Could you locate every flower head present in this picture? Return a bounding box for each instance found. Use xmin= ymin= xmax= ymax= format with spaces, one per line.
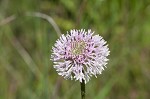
xmin=51 ymin=29 xmax=110 ymax=84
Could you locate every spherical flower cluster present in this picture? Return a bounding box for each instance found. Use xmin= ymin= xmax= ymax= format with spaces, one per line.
xmin=51 ymin=29 xmax=110 ymax=84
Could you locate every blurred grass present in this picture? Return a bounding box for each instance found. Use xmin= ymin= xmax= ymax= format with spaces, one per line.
xmin=0 ymin=0 xmax=150 ymax=99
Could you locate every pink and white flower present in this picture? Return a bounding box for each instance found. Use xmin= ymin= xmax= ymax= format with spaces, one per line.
xmin=51 ymin=29 xmax=110 ymax=84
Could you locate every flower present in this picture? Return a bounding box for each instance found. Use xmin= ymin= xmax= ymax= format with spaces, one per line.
xmin=51 ymin=29 xmax=110 ymax=84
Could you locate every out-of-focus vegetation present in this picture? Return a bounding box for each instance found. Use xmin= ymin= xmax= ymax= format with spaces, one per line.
xmin=0 ymin=0 xmax=150 ymax=99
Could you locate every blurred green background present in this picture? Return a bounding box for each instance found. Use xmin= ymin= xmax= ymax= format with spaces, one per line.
xmin=0 ymin=0 xmax=150 ymax=99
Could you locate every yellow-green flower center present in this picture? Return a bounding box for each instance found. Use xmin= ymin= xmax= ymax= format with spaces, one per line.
xmin=71 ymin=41 xmax=86 ymax=55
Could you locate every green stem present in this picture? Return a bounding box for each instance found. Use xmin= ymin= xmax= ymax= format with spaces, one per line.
xmin=80 ymin=79 xmax=85 ymax=99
